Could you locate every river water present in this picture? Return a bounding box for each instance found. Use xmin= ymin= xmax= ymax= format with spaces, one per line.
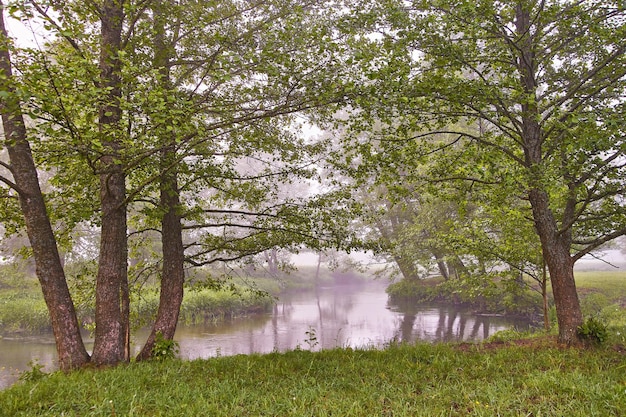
xmin=0 ymin=281 xmax=531 ymax=390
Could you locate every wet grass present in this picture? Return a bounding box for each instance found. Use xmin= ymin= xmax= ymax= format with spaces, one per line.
xmin=0 ymin=281 xmax=274 ymax=335
xmin=1 ymin=340 xmax=625 ymax=416
xmin=575 ymin=271 xmax=626 ymax=302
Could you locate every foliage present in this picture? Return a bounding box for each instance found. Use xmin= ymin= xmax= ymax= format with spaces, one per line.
xmin=17 ymin=361 xmax=47 ymax=384
xmin=338 ymin=0 xmax=626 ymax=343
xmin=386 ymin=277 xmax=445 ymax=303
xmin=2 ymin=342 xmax=625 ymax=416
xmin=0 ymin=296 xmax=50 ymax=334
xmin=577 ymin=317 xmax=609 ymax=346
xmin=387 ymin=275 xmax=542 ymax=317
xmin=151 ymin=332 xmax=180 ymax=361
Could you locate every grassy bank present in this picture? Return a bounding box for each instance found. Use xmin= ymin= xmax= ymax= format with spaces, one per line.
xmin=1 ymin=339 xmax=625 ymax=416
xmin=0 ymin=285 xmax=273 ymax=335
xmin=0 ymin=264 xmax=275 ymax=335
xmin=0 ymin=263 xmax=370 ymax=335
xmin=387 ymin=271 xmax=626 ymax=324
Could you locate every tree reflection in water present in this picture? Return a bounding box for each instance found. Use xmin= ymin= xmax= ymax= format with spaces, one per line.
xmin=0 ymin=282 xmax=531 ymax=390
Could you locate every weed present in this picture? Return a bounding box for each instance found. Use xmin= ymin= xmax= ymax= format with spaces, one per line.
xmin=577 ymin=317 xmax=609 ymax=346
xmin=151 ymin=332 xmax=180 ymax=361
xmin=17 ymin=360 xmax=47 ymax=383
xmin=304 ymin=326 xmax=319 ymax=350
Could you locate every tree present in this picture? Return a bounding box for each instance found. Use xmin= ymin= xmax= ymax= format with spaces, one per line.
xmin=90 ymin=0 xmax=129 ymax=366
xmin=345 ymin=0 xmax=626 ymax=343
xmin=4 ymin=0 xmax=372 ymax=365
xmin=0 ymin=0 xmax=89 ymax=370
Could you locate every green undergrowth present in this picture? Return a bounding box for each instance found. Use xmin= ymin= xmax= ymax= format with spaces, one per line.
xmin=388 ymin=271 xmax=626 ymax=325
xmin=1 ymin=341 xmax=625 ymax=416
xmin=575 ymin=271 xmax=626 ymax=346
xmin=386 ymin=276 xmax=542 ymax=318
xmin=0 ymin=278 xmax=274 ymax=335
xmin=0 ymin=265 xmax=50 ymax=334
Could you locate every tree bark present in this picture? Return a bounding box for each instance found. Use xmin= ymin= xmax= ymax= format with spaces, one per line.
xmin=516 ymin=5 xmax=582 ymax=344
xmin=91 ymin=0 xmax=128 ymax=366
xmin=137 ymin=0 xmax=185 ymax=360
xmin=0 ymin=2 xmax=89 ymax=370
xmin=529 ymin=189 xmax=582 ymax=343
xmin=136 ymin=164 xmax=184 ymax=360
xmin=430 ymin=248 xmax=449 ymax=280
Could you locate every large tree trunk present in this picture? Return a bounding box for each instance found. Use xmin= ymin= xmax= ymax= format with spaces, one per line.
xmin=529 ymin=189 xmax=582 ymax=344
xmin=136 ymin=166 xmax=184 ymax=360
xmin=137 ymin=1 xmax=185 ymax=360
xmin=515 ymin=5 xmax=582 ymax=344
xmin=91 ymin=0 xmax=128 ymax=366
xmin=0 ymin=3 xmax=89 ymax=370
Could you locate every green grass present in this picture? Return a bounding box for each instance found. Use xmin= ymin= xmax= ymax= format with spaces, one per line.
xmin=1 ymin=341 xmax=625 ymax=416
xmin=575 ymin=271 xmax=626 ymax=300
xmin=0 ymin=279 xmax=274 ymax=335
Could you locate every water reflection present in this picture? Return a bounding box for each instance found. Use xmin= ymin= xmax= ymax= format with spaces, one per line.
xmin=0 ymin=335 xmax=59 ymax=390
xmin=174 ymin=282 xmax=529 ymax=360
xmin=392 ymin=304 xmax=507 ymax=343
xmin=0 ymin=282 xmax=531 ymax=390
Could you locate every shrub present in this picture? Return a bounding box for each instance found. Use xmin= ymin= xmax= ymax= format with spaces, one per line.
xmin=577 ymin=317 xmax=609 ymax=346
xmin=151 ymin=332 xmax=180 ymax=361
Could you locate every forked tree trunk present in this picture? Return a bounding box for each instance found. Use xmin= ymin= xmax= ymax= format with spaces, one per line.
xmin=0 ymin=3 xmax=89 ymax=370
xmin=91 ymin=0 xmax=128 ymax=366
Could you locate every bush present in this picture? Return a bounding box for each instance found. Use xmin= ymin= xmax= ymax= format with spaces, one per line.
xmin=151 ymin=332 xmax=179 ymax=361
xmin=577 ymin=317 xmax=609 ymax=346
xmin=386 ymin=277 xmax=444 ymax=303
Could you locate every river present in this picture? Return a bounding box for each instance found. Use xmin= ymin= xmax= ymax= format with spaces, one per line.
xmin=0 ymin=281 xmax=531 ymax=390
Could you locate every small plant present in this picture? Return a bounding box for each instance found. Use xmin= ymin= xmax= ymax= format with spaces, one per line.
xmin=18 ymin=360 xmax=47 ymax=383
xmin=577 ymin=316 xmax=608 ymax=346
xmin=304 ymin=326 xmax=319 ymax=350
xmin=151 ymin=332 xmax=180 ymax=360
xmin=486 ymin=328 xmax=524 ymax=343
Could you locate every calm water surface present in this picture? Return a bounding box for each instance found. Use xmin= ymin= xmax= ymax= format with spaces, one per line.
xmin=0 ymin=281 xmax=530 ymax=390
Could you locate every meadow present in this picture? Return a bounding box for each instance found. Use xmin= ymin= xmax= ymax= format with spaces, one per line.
xmin=1 ymin=266 xmax=626 ymax=416
xmin=1 ymin=338 xmax=625 ymax=416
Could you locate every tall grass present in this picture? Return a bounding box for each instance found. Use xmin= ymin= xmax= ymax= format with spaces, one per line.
xmin=0 ymin=282 xmax=274 ymax=335
xmin=574 ymin=271 xmax=626 ymax=345
xmin=1 ymin=341 xmax=624 ymax=416
xmin=0 ymin=291 xmax=50 ymax=333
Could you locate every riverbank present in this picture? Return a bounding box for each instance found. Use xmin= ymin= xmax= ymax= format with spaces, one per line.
xmin=387 ymin=271 xmax=626 ymax=329
xmin=0 ymin=264 xmax=369 ymax=336
xmin=0 ymin=283 xmax=274 ymax=335
xmin=1 ymin=338 xmax=624 ymax=416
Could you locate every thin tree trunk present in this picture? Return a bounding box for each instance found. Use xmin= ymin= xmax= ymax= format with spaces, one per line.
xmin=137 ymin=0 xmax=185 ymax=360
xmin=0 ymin=2 xmax=89 ymax=370
xmin=136 ymin=165 xmax=184 ymax=359
xmin=92 ymin=0 xmax=128 ymax=366
xmin=542 ymin=260 xmax=550 ymax=331
xmin=430 ymin=248 xmax=449 ymax=280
